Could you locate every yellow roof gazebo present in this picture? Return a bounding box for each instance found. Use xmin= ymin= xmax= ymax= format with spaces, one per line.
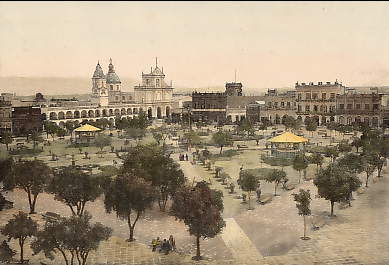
xmin=74 ymin=124 xmax=102 ymax=143
xmin=74 ymin=124 xmax=102 ymax=133
xmin=269 ymin=132 xmax=308 ymax=144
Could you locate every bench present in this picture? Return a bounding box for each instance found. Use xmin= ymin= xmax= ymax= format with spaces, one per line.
xmin=258 ymin=194 xmax=273 ymax=205
xmin=311 ymin=215 xmax=326 ymax=230
xmin=283 ymin=183 xmax=296 ymax=191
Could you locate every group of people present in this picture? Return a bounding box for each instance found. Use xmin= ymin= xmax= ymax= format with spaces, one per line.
xmin=179 ymin=153 xmax=189 ymax=161
xmin=151 ymin=235 xmax=176 ymax=255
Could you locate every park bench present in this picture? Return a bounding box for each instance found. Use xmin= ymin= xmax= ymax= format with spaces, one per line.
xmin=311 ymin=215 xmax=326 ymax=231
xmin=258 ymin=194 xmax=273 ymax=205
xmin=42 ymin=212 xmax=61 ymax=222
xmin=237 ymin=144 xmax=248 ymax=150
xmin=283 ymin=183 xmax=296 ymax=191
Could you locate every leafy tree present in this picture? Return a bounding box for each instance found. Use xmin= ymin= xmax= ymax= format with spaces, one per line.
xmin=0 ymin=131 xmax=13 ymax=151
xmin=3 ymin=160 xmax=51 ymax=214
xmin=183 ymin=131 xmax=201 ymax=150
xmin=293 ymin=155 xmax=308 ymax=183
xmin=309 ymin=152 xmax=324 ymax=173
xmin=292 ymin=189 xmax=311 ymax=240
xmin=325 ymin=146 xmax=339 ymax=162
xmin=361 ymin=152 xmax=378 ymax=187
xmin=125 ymin=127 xmax=145 ymax=143
xmin=94 ymin=134 xmax=112 ymax=157
xmin=337 ymin=153 xmax=363 ymax=175
xmin=32 ymin=212 xmax=112 ymax=265
xmin=265 ymin=169 xmax=286 ymax=196
xmin=351 ymin=137 xmax=363 ymax=153
xmin=282 ymin=115 xmax=296 ymax=131
xmin=104 ymin=174 xmax=156 ymax=241
xmin=121 ymin=144 xmax=186 ymax=211
xmin=253 ymin=134 xmax=263 ymax=145
xmin=44 ymin=121 xmax=59 ymax=140
xmin=56 ymin=127 xmax=67 ymax=138
xmin=314 ymin=164 xmax=360 ymax=216
xmin=338 ymin=140 xmax=352 ymax=153
xmin=237 ymin=171 xmax=260 ymax=210
xmin=171 ymin=182 xmax=225 ymax=260
xmin=306 ymin=120 xmax=317 ymax=136
xmin=30 ymin=130 xmax=44 ymax=150
xmin=49 ymin=166 xmax=102 ymax=216
xmin=212 ymin=130 xmax=233 ymax=154
xmin=65 ymin=121 xmax=76 ymax=136
xmin=237 ymin=119 xmax=254 ymax=138
xmin=1 ymin=211 xmax=38 ymax=263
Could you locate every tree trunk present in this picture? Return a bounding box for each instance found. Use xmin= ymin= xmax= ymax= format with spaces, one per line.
xmin=330 ymin=200 xmax=334 ymax=216
xmin=220 ymin=145 xmax=223 ymax=154
xmin=299 ymin=170 xmax=301 ymax=183
xmin=19 ymin=238 xmax=24 ymax=263
xmin=31 ymin=194 xmax=38 ymax=214
xmin=303 ymin=215 xmax=306 ymax=238
xmin=6 ymin=143 xmax=8 ymax=151
xmin=248 ymin=192 xmax=251 ymax=210
xmin=366 ymin=173 xmax=369 ymax=187
xmin=196 ymin=235 xmax=201 ymax=259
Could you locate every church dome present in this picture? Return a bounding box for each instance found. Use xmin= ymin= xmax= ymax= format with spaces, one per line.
xmin=92 ymin=62 xmax=105 ymax=79
xmin=106 ymin=59 xmax=121 ymax=84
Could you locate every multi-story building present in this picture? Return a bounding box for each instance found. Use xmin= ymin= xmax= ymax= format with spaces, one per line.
xmin=12 ymin=106 xmax=43 ymax=136
xmin=191 ymin=92 xmax=227 ymax=122
xmin=335 ymin=91 xmax=384 ymax=127
xmin=0 ymin=94 xmax=13 ymax=133
xmin=295 ymin=81 xmax=343 ymax=125
xmin=261 ymin=89 xmax=296 ymax=124
xmin=41 ymin=59 xmax=175 ymax=128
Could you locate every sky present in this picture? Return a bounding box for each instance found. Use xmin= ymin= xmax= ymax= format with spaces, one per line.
xmin=0 ymin=1 xmax=389 ymax=91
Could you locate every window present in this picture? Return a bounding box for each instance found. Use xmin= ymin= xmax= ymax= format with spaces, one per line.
xmin=115 ymin=96 xmax=119 ymax=100
xmin=298 ymin=93 xmax=302 ymax=100
xmin=110 ymin=85 xmax=113 ymax=90
xmin=305 ymin=105 xmax=310 ymax=112
xmin=156 ymin=79 xmax=160 ymax=87
xmin=298 ymin=105 xmax=302 ymax=112
xmin=287 ymin=102 xmax=291 ymax=107
xmin=314 ymin=105 xmax=318 ymax=112
xmin=312 ymin=93 xmax=318 ymax=99
xmin=365 ymin=104 xmax=370 ymax=110
xmin=355 ymin=104 xmax=360 ymax=109
xmin=274 ymin=102 xmax=278 ymax=108
xmin=347 ymin=104 xmax=352 ymax=109
xmin=122 ymin=96 xmax=125 ymax=100
xmin=281 ymin=102 xmax=285 ymax=107
xmin=306 ymin=93 xmax=311 ymax=100
xmin=339 ymin=104 xmax=344 ymax=110
xmin=373 ymin=104 xmax=379 ymax=110
xmin=330 ymin=93 xmax=335 ymax=99
xmin=146 ymin=79 xmax=150 ymax=85
xmin=268 ymin=102 xmax=272 ymax=108
xmin=322 ymin=93 xmax=327 ymax=100
xmin=117 ymin=85 xmax=120 ymax=90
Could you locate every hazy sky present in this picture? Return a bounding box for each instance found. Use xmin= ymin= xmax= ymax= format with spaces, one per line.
xmin=1 ymin=1 xmax=389 ymax=90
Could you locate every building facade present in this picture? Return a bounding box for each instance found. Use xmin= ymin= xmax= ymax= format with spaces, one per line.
xmin=42 ymin=59 xmax=174 ymax=127
xmin=261 ymin=89 xmax=296 ymax=124
xmin=0 ymin=94 xmax=13 ymax=133
xmin=295 ymin=81 xmax=342 ymax=125
xmin=12 ymin=106 xmax=43 ymax=136
xmin=335 ymin=92 xmax=383 ymax=127
xmin=191 ymin=92 xmax=227 ymax=122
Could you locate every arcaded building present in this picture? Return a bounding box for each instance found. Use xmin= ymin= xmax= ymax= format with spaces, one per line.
xmin=261 ymin=89 xmax=296 ymax=124
xmin=295 ymin=81 xmax=343 ymax=125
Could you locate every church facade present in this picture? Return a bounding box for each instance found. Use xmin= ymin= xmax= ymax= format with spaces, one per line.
xmin=41 ymin=59 xmax=174 ymax=127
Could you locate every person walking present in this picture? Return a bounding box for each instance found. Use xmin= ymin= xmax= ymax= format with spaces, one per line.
xmin=169 ymin=235 xmax=176 ymax=251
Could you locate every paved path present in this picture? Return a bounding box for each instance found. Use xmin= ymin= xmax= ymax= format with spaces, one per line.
xmin=221 ymin=218 xmax=263 ymax=263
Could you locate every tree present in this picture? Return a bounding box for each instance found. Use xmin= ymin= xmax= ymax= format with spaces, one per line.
xmin=338 ymin=140 xmax=352 ymax=153
xmin=292 ymin=189 xmax=311 ymax=240
xmin=56 ymin=127 xmax=67 ymax=138
xmin=30 ymin=130 xmax=44 ymax=150
xmin=125 ymin=127 xmax=145 ymax=143
xmin=309 ymin=152 xmax=324 ymax=173
xmin=94 ymin=134 xmax=112 ymax=157
xmin=1 ymin=211 xmax=38 ymax=263
xmin=305 ymin=119 xmax=317 ymax=136
xmin=65 ymin=121 xmax=76 ymax=136
xmin=351 ymin=137 xmax=363 ymax=153
xmin=314 ymin=164 xmax=360 ymax=216
xmin=0 ymin=239 xmax=16 ymax=263
xmin=237 ymin=171 xmax=260 ymax=210
xmin=361 ymin=153 xmax=378 ymax=187
xmin=293 ymin=155 xmax=308 ymax=183
xmin=282 ymin=115 xmax=296 ymax=131
xmin=121 ymin=144 xmax=186 ymax=211
xmin=237 ymin=119 xmax=254 ymax=138
xmin=183 ymin=131 xmax=201 ymax=150
xmin=104 ymin=174 xmax=156 ymax=241
xmin=3 ymin=160 xmax=51 ymax=214
xmin=171 ymin=182 xmax=225 ymax=260
xmin=265 ymin=169 xmax=286 ymax=196
xmin=212 ymin=130 xmax=233 ymax=154
xmin=337 ymin=153 xmax=363 ymax=175
xmin=325 ymin=146 xmax=339 ymax=162
xmin=32 ymin=212 xmax=112 ymax=265
xmin=0 ymin=131 xmax=13 ymax=151
xmin=44 ymin=121 xmax=59 ymax=140
xmin=48 ymin=166 xmax=102 ymax=216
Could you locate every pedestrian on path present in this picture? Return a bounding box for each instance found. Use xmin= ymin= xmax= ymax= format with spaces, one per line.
xmin=169 ymin=235 xmax=176 ymax=251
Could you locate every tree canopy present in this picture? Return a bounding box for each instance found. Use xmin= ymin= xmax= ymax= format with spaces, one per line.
xmin=212 ymin=130 xmax=233 ymax=154
xmin=238 ymin=171 xmax=260 ymax=209
xmin=171 ymin=181 xmax=225 ymax=260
